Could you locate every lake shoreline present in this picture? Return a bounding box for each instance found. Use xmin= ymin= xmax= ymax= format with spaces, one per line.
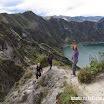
xmin=63 ymin=42 xmax=104 ymax=67
xmin=63 ymin=41 xmax=104 ymax=48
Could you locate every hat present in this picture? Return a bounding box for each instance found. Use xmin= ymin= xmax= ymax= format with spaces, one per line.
xmin=70 ymin=45 xmax=77 ymax=50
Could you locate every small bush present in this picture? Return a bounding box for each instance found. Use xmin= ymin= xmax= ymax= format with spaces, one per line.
xmin=78 ymin=62 xmax=103 ymax=83
xmin=56 ymin=85 xmax=82 ymax=104
xmin=78 ymin=69 xmax=93 ymax=83
xmin=90 ymin=62 xmax=102 ymax=72
xmin=35 ymin=55 xmax=48 ymax=67
xmin=24 ymin=70 xmax=33 ymax=79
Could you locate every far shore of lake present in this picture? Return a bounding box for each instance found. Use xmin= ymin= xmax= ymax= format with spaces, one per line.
xmin=63 ymin=41 xmax=104 ymax=48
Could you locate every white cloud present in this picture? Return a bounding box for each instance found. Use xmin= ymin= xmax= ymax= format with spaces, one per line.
xmin=15 ymin=0 xmax=83 ymax=16
xmin=0 ymin=0 xmax=104 ymax=16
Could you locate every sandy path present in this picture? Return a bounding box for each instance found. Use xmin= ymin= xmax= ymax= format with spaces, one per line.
xmin=65 ymin=68 xmax=104 ymax=104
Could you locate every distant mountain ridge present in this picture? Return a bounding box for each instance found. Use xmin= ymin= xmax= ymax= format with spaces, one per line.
xmin=45 ymin=15 xmax=103 ymax=22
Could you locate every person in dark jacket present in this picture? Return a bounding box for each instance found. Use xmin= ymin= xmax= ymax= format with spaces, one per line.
xmin=48 ymin=50 xmax=53 ymax=69
xmin=35 ymin=63 xmax=43 ymax=79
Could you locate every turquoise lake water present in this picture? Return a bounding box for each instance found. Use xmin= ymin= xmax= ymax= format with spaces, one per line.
xmin=63 ymin=43 xmax=104 ymax=67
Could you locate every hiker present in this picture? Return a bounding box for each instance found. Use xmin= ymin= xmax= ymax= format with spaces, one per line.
xmin=71 ymin=45 xmax=79 ymax=76
xmin=48 ymin=50 xmax=53 ymax=69
xmin=35 ymin=63 xmax=43 ymax=79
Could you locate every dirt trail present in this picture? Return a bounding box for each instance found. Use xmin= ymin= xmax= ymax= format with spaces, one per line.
xmin=42 ymin=66 xmax=104 ymax=104
xmin=3 ymin=65 xmax=104 ymax=104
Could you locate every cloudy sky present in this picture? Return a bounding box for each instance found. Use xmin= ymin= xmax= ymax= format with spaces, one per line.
xmin=0 ymin=0 xmax=104 ymax=17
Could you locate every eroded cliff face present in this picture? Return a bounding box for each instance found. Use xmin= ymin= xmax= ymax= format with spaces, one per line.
xmin=0 ymin=14 xmax=22 ymax=62
xmin=0 ymin=14 xmax=25 ymax=101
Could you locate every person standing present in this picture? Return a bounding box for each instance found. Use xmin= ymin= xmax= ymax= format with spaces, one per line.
xmin=71 ymin=45 xmax=79 ymax=76
xmin=48 ymin=50 xmax=53 ymax=69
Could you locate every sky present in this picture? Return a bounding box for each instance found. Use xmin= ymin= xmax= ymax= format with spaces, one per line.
xmin=0 ymin=0 xmax=104 ymax=17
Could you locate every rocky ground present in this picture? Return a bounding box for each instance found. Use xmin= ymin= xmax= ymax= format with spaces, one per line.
xmin=2 ymin=65 xmax=104 ymax=104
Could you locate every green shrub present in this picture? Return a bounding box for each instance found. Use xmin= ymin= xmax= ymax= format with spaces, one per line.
xmin=78 ymin=69 xmax=93 ymax=83
xmin=90 ymin=62 xmax=102 ymax=72
xmin=56 ymin=85 xmax=82 ymax=104
xmin=24 ymin=70 xmax=33 ymax=79
xmin=78 ymin=62 xmax=103 ymax=83
xmin=35 ymin=55 xmax=48 ymax=67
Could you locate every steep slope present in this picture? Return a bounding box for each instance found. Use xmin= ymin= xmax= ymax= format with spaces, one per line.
xmin=0 ymin=14 xmax=25 ymax=101
xmin=0 ymin=13 xmax=25 ymax=63
xmin=0 ymin=11 xmax=71 ymax=66
xmin=2 ymin=11 xmax=64 ymax=48
xmin=0 ymin=13 xmax=72 ymax=102
xmin=46 ymin=17 xmax=101 ymax=44
xmin=0 ymin=60 xmax=24 ymax=102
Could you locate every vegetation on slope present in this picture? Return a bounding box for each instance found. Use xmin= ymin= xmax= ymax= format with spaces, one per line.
xmin=78 ymin=53 xmax=104 ymax=83
xmin=56 ymin=85 xmax=82 ymax=104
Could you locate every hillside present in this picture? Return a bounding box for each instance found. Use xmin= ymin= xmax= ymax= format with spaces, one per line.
xmin=2 ymin=11 xmax=104 ymax=45
xmin=2 ymin=11 xmax=64 ymax=48
xmin=0 ymin=12 xmax=71 ymax=102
